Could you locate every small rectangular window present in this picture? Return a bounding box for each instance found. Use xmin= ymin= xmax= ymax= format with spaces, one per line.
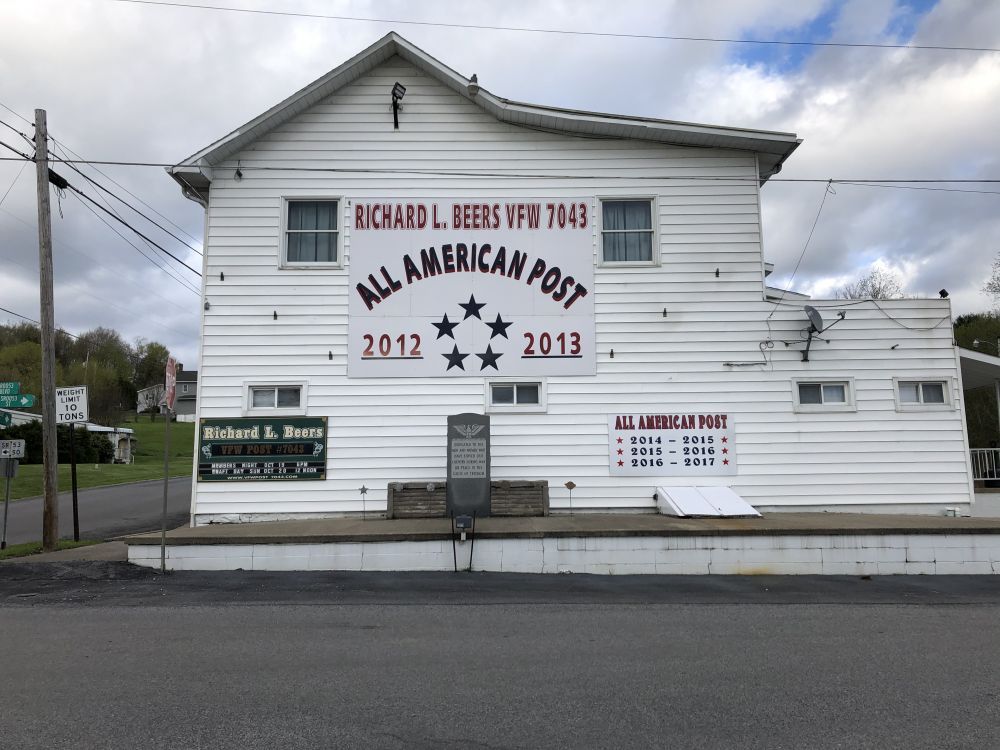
xmin=601 ymin=199 xmax=654 ymax=263
xmin=247 ymin=384 xmax=304 ymax=413
xmin=486 ymin=381 xmax=546 ymax=412
xmin=793 ymin=379 xmax=855 ymax=412
xmin=284 ymin=200 xmax=339 ymax=264
xmin=896 ymin=380 xmax=949 ymax=408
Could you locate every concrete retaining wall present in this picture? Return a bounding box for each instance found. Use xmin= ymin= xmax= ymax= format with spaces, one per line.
xmin=128 ymin=532 xmax=1000 ymax=574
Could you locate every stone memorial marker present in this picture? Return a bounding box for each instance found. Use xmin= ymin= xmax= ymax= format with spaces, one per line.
xmin=446 ymin=413 xmax=491 ymax=516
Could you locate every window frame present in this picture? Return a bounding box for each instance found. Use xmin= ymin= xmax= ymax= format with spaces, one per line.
xmin=279 ymin=197 xmax=344 ymax=269
xmin=242 ymin=381 xmax=309 ymax=416
xmin=484 ymin=379 xmax=547 ymax=413
xmin=791 ymin=377 xmax=856 ymax=413
xmin=597 ymin=196 xmax=659 ymax=268
xmin=892 ymin=377 xmax=954 ymax=412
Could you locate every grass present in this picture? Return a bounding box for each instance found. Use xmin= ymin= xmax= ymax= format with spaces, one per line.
xmin=0 ymin=539 xmax=100 ymax=560
xmin=5 ymin=418 xmax=195 ymax=501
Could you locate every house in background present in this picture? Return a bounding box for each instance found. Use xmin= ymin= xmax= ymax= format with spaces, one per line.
xmin=135 ymin=366 xmax=198 ymax=422
xmin=175 ymin=368 xmax=198 ymax=422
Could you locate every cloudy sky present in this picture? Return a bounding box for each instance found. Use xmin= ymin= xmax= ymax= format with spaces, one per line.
xmin=1 ymin=0 xmax=998 ymax=367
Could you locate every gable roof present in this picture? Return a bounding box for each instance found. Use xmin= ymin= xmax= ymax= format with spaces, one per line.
xmin=169 ymin=32 xmax=800 ymax=204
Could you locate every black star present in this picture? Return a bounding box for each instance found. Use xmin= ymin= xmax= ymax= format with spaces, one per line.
xmin=476 ymin=344 xmax=502 ymax=371
xmin=485 ymin=313 xmax=513 ymax=339
xmin=442 ymin=345 xmax=469 ymax=371
xmin=459 ymin=294 xmax=486 ymax=320
xmin=432 ymin=313 xmax=460 ymax=340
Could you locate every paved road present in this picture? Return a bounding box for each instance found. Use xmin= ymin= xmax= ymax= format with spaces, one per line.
xmin=1 ymin=569 xmax=999 ymax=749
xmin=0 ymin=476 xmax=191 ymax=545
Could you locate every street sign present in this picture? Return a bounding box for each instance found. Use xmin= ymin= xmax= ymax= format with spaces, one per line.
xmin=0 ymin=412 xmax=11 ymax=427
xmin=0 ymin=394 xmax=35 ymax=408
xmin=55 ymin=386 xmax=89 ymax=424
xmin=165 ymin=356 xmax=177 ymax=411
xmin=0 ymin=382 xmax=19 ymax=396
xmin=0 ymin=439 xmax=26 ymax=458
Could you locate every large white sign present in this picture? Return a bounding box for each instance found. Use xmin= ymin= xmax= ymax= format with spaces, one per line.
xmin=348 ymin=198 xmax=595 ymax=377
xmin=608 ymin=412 xmax=737 ymax=476
xmin=55 ymin=386 xmax=88 ymax=424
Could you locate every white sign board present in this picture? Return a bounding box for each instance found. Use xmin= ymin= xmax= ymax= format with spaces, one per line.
xmin=55 ymin=386 xmax=88 ymax=424
xmin=348 ymin=198 xmax=595 ymax=377
xmin=608 ymin=412 xmax=737 ymax=476
xmin=0 ymin=439 xmax=26 ymax=458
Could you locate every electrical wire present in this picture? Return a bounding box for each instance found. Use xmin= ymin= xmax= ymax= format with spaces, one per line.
xmin=109 ymin=0 xmax=1000 ymax=54
xmin=4 ymin=156 xmax=1000 ymax=187
xmin=0 ymin=160 xmax=28 ymax=208
xmin=60 ymin=177 xmax=202 ymax=276
xmin=49 ymin=141 xmax=203 ymax=293
xmin=767 ymin=180 xmax=834 ymax=316
xmin=0 ymin=305 xmax=80 ymax=339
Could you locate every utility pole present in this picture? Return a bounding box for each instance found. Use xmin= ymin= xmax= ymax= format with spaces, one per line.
xmin=35 ymin=109 xmax=59 ymax=551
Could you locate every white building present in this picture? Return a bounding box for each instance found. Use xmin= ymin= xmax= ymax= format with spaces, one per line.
xmin=169 ymin=33 xmax=976 ymax=526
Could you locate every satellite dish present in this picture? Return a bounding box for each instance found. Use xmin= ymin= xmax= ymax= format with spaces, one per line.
xmin=804 ymin=305 xmax=824 ymax=332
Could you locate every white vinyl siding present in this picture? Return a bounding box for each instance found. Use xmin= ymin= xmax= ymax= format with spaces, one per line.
xmin=192 ymin=55 xmax=970 ymax=521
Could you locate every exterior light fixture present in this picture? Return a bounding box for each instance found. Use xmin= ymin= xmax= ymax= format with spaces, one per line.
xmin=391 ymin=81 xmax=406 ymax=129
xmin=467 ymin=74 xmax=480 ymax=97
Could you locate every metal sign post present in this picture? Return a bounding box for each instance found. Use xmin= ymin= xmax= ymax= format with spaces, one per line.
xmin=56 ymin=387 xmax=88 ymax=544
xmin=0 ymin=440 xmax=26 ymax=550
xmin=161 ymin=356 xmax=177 ymax=574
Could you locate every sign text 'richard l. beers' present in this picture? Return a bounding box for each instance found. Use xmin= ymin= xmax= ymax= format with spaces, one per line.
xmin=349 ymin=199 xmax=595 ymax=378
xmin=197 ymin=417 xmax=327 ymax=481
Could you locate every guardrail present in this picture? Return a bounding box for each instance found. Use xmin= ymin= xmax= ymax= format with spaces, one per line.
xmin=971 ymin=448 xmax=1000 ymax=481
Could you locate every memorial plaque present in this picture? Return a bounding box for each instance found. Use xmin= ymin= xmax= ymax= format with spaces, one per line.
xmin=446 ymin=413 xmax=490 ymax=516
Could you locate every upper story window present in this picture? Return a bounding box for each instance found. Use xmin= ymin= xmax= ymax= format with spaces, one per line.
xmin=600 ymin=199 xmax=655 ymax=264
xmin=283 ymin=199 xmax=340 ymax=266
xmin=894 ymin=379 xmax=951 ymax=411
xmin=793 ymin=378 xmax=855 ymax=412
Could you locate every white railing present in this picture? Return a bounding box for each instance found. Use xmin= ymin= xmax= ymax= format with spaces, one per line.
xmin=971 ymin=449 xmax=1000 ymax=481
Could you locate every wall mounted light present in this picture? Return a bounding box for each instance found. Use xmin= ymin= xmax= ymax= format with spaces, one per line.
xmin=391 ymin=81 xmax=406 ymax=129
xmin=204 ymin=300 xmax=210 ymax=311
xmin=467 ymin=73 xmax=480 ymax=97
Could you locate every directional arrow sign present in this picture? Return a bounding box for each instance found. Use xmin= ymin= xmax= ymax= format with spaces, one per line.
xmin=0 ymin=394 xmax=35 ymax=408
xmin=0 ymin=382 xmax=19 ymax=396
xmin=0 ymin=439 xmax=25 ymax=458
xmin=0 ymin=412 xmax=11 ymax=427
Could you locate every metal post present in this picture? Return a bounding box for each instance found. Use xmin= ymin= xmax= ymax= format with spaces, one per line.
xmin=160 ymin=408 xmax=170 ymax=573
xmin=70 ymin=422 xmax=79 ymax=542
xmin=2 ymin=472 xmax=11 ymax=550
xmin=35 ymin=108 xmax=59 ymax=552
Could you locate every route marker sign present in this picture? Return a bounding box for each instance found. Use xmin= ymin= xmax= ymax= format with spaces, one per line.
xmin=0 ymin=382 xmax=19 ymax=396
xmin=0 ymin=439 xmax=26 ymax=458
xmin=0 ymin=394 xmax=35 ymax=408
xmin=56 ymin=386 xmax=89 ymax=424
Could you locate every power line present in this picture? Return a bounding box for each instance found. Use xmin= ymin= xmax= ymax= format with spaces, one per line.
xmin=768 ymin=180 xmax=835 ymax=316
xmin=3 ymin=155 xmax=1000 ymax=186
xmin=48 ymin=140 xmax=202 ymax=294
xmin=0 ymin=305 xmax=80 ymax=339
xmin=68 ymin=191 xmax=202 ymax=297
xmin=59 ymin=176 xmax=203 ymax=277
xmin=109 ymin=0 xmax=1000 ymax=54
xmin=0 ymin=160 xmax=28 ymax=208
xmin=51 ymin=155 xmax=203 ymax=255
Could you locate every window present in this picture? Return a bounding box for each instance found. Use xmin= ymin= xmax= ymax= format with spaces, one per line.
xmin=243 ymin=382 xmax=307 ymax=415
xmin=283 ymin=199 xmax=340 ymax=265
xmin=181 ymin=384 xmax=189 ymax=394
xmin=486 ymin=381 xmax=546 ymax=412
xmin=894 ymin=379 xmax=951 ymax=410
xmin=600 ymin=199 xmax=655 ymax=264
xmin=792 ymin=378 xmax=855 ymax=412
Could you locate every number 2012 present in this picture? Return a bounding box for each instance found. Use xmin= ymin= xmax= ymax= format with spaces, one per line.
xmin=362 ymin=333 xmax=421 ymax=357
